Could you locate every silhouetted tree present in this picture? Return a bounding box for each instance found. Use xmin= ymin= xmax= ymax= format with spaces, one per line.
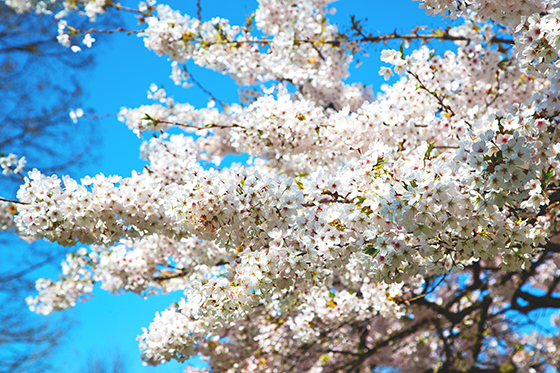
xmin=0 ymin=3 xmax=104 ymax=372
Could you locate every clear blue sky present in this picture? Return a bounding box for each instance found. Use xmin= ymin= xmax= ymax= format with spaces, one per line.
xmin=40 ymin=1 xmax=449 ymax=372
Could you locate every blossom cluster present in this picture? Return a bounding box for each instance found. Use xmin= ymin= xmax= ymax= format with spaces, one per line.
xmin=0 ymin=201 xmax=17 ymax=232
xmin=0 ymin=153 xmax=26 ymax=176
xmin=418 ymin=0 xmax=560 ymax=79
xmin=26 ymin=248 xmax=94 ymax=315
xmin=514 ymin=9 xmax=560 ymax=75
xmin=6 ymin=0 xmax=371 ymax=110
xmin=416 ymin=0 xmax=554 ymax=25
xmin=137 ymin=1 xmax=370 ymax=109
xmin=26 ymin=234 xmax=227 ymax=313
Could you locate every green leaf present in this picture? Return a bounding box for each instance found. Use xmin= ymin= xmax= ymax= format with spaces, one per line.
xmin=496 ymin=116 xmax=504 ymax=133
xmin=542 ymin=168 xmax=554 ymax=184
xmin=424 ymin=141 xmax=436 ymax=160
xmin=499 ymin=363 xmax=516 ymax=373
xmin=355 ymin=196 xmax=366 ymax=205
xmin=362 ymin=244 xmax=379 ymax=257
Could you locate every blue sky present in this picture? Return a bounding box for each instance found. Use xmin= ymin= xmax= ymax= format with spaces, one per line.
xmin=37 ymin=1 xmax=450 ymax=372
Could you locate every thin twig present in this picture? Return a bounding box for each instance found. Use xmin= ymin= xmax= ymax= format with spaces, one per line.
xmin=0 ymin=197 xmax=29 ymax=205
xmin=149 ymin=117 xmax=241 ymax=130
xmin=182 ymin=64 xmax=226 ymax=107
xmin=0 ymin=251 xmax=67 ymax=283
xmin=64 ymin=27 xmax=514 ymax=47
xmin=354 ymin=32 xmax=513 ymax=46
xmin=408 ymin=70 xmax=457 ymax=117
xmin=67 ymin=27 xmax=141 ymax=35
xmin=112 ymin=3 xmax=153 ymax=17
xmin=485 ymin=70 xmax=502 ymax=110
xmin=196 ymin=0 xmax=202 ymax=21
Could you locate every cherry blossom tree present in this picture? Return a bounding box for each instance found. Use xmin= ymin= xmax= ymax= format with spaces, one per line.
xmin=2 ymin=0 xmax=560 ymax=372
